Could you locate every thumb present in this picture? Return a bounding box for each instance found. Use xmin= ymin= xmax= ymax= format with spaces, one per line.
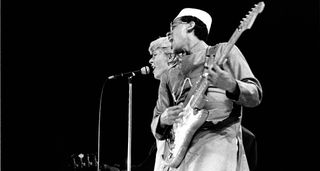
xmin=221 ymin=59 xmax=232 ymax=74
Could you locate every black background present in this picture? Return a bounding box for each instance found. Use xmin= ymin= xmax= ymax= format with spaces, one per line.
xmin=2 ymin=0 xmax=319 ymax=170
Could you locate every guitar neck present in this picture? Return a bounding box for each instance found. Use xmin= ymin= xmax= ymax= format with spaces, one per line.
xmin=185 ymin=1 xmax=265 ymax=107
xmin=221 ymin=28 xmax=243 ymax=60
xmin=188 ymin=29 xmax=243 ymax=108
xmin=220 ymin=1 xmax=265 ymax=60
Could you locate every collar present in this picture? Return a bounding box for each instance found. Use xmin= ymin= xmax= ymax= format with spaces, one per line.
xmin=189 ymin=40 xmax=208 ymax=55
xmin=177 ymin=40 xmax=209 ymax=77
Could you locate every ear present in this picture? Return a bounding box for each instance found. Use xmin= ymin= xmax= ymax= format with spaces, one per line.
xmin=186 ymin=21 xmax=195 ymax=33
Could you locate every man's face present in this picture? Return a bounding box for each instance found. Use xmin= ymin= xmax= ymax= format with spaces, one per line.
xmin=149 ymin=48 xmax=171 ymax=80
xmin=169 ymin=19 xmax=188 ymax=54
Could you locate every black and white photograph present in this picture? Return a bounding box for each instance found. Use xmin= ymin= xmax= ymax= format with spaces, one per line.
xmin=2 ymin=0 xmax=319 ymax=171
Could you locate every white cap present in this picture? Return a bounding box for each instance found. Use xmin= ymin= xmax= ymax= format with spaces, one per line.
xmin=174 ymin=8 xmax=212 ymax=33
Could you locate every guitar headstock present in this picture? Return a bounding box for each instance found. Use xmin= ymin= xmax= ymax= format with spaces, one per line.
xmin=239 ymin=1 xmax=265 ymax=32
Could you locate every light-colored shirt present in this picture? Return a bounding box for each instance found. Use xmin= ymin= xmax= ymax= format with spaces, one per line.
xmin=151 ymin=41 xmax=262 ymax=171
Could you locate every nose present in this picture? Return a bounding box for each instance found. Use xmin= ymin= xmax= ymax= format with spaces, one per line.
xmin=149 ymin=57 xmax=154 ymax=64
xmin=166 ymin=32 xmax=173 ymax=42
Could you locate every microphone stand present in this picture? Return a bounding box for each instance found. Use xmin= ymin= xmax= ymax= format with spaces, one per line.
xmin=102 ymin=69 xmax=146 ymax=171
xmin=127 ymin=76 xmax=133 ymax=171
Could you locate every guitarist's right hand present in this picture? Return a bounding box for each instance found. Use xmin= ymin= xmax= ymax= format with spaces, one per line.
xmin=160 ymin=105 xmax=184 ymax=126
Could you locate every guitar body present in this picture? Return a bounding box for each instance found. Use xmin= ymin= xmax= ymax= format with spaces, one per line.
xmin=164 ymin=95 xmax=209 ymax=168
xmin=162 ymin=1 xmax=265 ymax=169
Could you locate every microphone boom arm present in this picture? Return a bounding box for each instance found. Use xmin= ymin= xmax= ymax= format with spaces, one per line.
xmin=107 ymin=66 xmax=150 ymax=80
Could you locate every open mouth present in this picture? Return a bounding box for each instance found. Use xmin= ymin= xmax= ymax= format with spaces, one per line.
xmin=151 ymin=65 xmax=156 ymax=70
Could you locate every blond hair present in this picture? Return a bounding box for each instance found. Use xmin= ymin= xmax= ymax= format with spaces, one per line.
xmin=148 ymin=37 xmax=172 ymax=55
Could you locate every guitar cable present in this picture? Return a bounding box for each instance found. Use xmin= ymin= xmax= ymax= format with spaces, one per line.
xmin=134 ymin=142 xmax=156 ymax=169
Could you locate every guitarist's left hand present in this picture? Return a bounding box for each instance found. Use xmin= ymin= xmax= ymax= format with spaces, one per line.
xmin=207 ymin=62 xmax=237 ymax=93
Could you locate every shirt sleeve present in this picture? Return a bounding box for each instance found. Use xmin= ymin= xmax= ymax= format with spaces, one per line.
xmin=150 ymin=72 xmax=173 ymax=140
xmin=219 ymin=43 xmax=263 ymax=107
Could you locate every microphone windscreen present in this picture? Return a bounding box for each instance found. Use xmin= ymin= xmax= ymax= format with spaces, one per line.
xmin=141 ymin=66 xmax=150 ymax=75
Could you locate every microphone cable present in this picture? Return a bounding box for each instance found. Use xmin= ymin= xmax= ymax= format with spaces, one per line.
xmin=97 ymin=67 xmax=150 ymax=171
xmin=97 ymin=77 xmax=108 ymax=171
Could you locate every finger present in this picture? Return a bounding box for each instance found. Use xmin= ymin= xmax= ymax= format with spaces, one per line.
xmin=174 ymin=113 xmax=184 ymax=119
xmin=173 ymin=109 xmax=184 ymax=115
xmin=200 ymin=109 xmax=209 ymax=115
xmin=168 ymin=106 xmax=182 ymax=112
xmin=170 ymin=115 xmax=182 ymax=122
xmin=207 ymin=69 xmax=216 ymax=81
xmin=220 ymin=58 xmax=230 ymax=71
xmin=211 ymin=62 xmax=223 ymax=73
xmin=172 ymin=106 xmax=183 ymax=112
xmin=207 ymin=64 xmax=216 ymax=74
xmin=167 ymin=107 xmax=183 ymax=116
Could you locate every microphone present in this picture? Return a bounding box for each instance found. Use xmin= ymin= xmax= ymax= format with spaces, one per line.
xmin=107 ymin=66 xmax=150 ymax=80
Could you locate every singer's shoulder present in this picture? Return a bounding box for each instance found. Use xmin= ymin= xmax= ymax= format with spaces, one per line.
xmin=159 ymin=65 xmax=180 ymax=83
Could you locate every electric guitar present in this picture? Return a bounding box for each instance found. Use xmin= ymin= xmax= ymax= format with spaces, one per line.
xmin=163 ymin=2 xmax=265 ymax=168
